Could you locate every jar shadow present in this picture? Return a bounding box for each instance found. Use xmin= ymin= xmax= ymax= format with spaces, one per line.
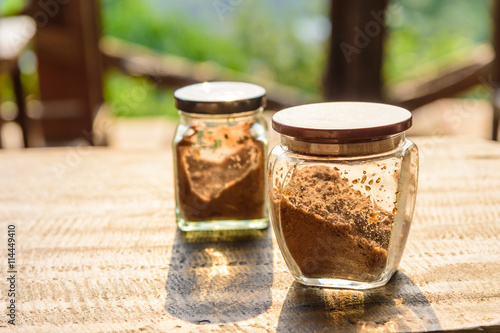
xmin=164 ymin=228 xmax=273 ymax=324
xmin=276 ymin=271 xmax=441 ymax=332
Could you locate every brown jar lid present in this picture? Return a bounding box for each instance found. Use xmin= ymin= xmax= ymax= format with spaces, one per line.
xmin=174 ymin=81 xmax=266 ymax=114
xmin=272 ymin=102 xmax=412 ymax=142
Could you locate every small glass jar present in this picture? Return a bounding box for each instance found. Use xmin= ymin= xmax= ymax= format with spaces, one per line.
xmin=268 ymin=102 xmax=418 ymax=289
xmin=173 ymin=82 xmax=269 ymax=231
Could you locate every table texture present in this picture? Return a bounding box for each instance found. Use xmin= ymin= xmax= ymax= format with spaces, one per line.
xmin=0 ymin=136 xmax=499 ymax=332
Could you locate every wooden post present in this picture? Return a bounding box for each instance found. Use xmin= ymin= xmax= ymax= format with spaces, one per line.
xmin=492 ymin=0 xmax=500 ymax=140
xmin=323 ymin=0 xmax=388 ymax=102
xmin=11 ymin=65 xmax=29 ymax=147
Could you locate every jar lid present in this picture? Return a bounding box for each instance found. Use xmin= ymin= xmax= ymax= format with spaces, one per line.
xmin=174 ymin=81 xmax=266 ymax=114
xmin=272 ymin=102 xmax=412 ymax=142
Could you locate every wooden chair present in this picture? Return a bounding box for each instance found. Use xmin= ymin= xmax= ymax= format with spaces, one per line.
xmin=22 ymin=0 xmax=104 ymax=146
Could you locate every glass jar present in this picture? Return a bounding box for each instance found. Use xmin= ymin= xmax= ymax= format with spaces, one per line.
xmin=268 ymin=102 xmax=418 ymax=289
xmin=173 ymin=82 xmax=269 ymax=231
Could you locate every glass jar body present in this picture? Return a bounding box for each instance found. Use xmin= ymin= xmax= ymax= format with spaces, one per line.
xmin=173 ymin=108 xmax=269 ymax=231
xmin=268 ymin=134 xmax=418 ymax=289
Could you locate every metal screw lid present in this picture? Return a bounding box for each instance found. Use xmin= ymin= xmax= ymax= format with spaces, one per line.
xmin=272 ymin=102 xmax=412 ymax=142
xmin=174 ymin=81 xmax=266 ymax=114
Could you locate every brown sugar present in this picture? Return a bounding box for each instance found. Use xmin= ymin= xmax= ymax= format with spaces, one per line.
xmin=272 ymin=165 xmax=394 ymax=281
xmin=176 ymin=123 xmax=265 ymax=222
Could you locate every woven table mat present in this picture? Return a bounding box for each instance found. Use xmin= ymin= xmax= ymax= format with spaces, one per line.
xmin=0 ymin=136 xmax=499 ymax=332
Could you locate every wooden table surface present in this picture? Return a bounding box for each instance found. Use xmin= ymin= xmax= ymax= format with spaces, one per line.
xmin=1 ymin=136 xmax=499 ymax=332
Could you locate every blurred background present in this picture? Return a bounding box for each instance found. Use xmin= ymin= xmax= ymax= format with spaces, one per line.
xmin=0 ymin=0 xmax=498 ymax=149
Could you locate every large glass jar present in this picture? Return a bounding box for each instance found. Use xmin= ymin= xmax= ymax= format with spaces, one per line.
xmin=173 ymin=82 xmax=269 ymax=231
xmin=268 ymin=102 xmax=418 ymax=289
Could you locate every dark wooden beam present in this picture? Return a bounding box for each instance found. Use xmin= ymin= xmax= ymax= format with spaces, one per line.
xmin=386 ymin=44 xmax=494 ymax=111
xmin=491 ymin=0 xmax=500 ymax=140
xmin=100 ymin=37 xmax=321 ymax=111
xmin=11 ymin=65 xmax=28 ymax=146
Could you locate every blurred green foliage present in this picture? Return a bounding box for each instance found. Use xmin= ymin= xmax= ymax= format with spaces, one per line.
xmin=385 ymin=0 xmax=491 ymax=83
xmin=102 ymin=0 xmax=491 ymax=117
xmin=104 ymin=72 xmax=177 ymax=118
xmin=0 ymin=0 xmax=492 ymax=118
xmin=101 ymin=0 xmax=327 ymax=118
xmin=0 ymin=0 xmax=26 ymax=15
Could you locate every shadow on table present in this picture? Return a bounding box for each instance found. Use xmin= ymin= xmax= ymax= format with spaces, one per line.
xmin=277 ymin=271 xmax=441 ymax=332
xmin=164 ymin=228 xmax=273 ymax=324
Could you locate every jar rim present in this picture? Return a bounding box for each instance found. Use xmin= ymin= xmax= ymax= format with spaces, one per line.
xmin=281 ymin=133 xmax=405 ymax=156
xmin=178 ymin=108 xmax=262 ymax=119
xmin=272 ymin=102 xmax=412 ymax=142
xmin=174 ymin=81 xmax=266 ymax=114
